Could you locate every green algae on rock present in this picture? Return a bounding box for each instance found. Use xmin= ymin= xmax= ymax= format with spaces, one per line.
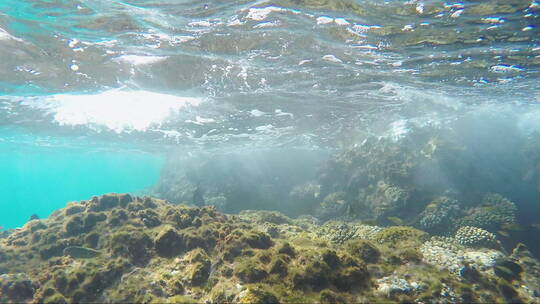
xmin=1 ymin=193 xmax=540 ymax=303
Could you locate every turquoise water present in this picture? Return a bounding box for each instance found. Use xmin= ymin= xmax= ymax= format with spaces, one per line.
xmin=0 ymin=0 xmax=539 ymax=248
xmin=0 ymin=129 xmax=163 ymax=229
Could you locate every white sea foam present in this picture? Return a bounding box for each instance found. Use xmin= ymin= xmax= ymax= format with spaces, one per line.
xmin=114 ymin=55 xmax=168 ymax=65
xmin=316 ymin=16 xmax=334 ymax=25
xmin=0 ymin=27 xmax=22 ymax=42
xmin=322 ymin=54 xmax=343 ymax=63
xmin=189 ymin=20 xmax=212 ymax=27
xmin=490 ymin=64 xmax=524 ymax=73
xmin=253 ymin=21 xmax=281 ymax=28
xmin=25 ymin=90 xmax=202 ymax=133
xmin=334 ymin=18 xmax=350 ymax=26
xmin=250 ymin=109 xmax=265 ymax=117
xmin=244 ymin=6 xmax=300 ymax=21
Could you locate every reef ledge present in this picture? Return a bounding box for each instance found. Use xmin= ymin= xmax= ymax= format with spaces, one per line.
xmin=1 ymin=193 xmax=539 ymax=303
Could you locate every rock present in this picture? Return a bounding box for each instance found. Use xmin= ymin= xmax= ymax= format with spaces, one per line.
xmin=333 ymin=266 xmax=369 ymax=291
xmin=238 ymin=286 xmax=279 ymax=304
xmin=184 ymin=249 xmax=211 ymax=286
xmin=345 ymin=239 xmax=381 ymax=263
xmin=64 ymin=203 xmax=85 ymax=216
xmin=235 ymin=260 xmax=268 ymax=283
xmin=0 ymin=274 xmax=35 ymax=301
xmin=319 ymin=289 xmax=346 ymax=304
xmin=277 ymin=242 xmax=296 ymax=257
xmin=154 ymin=226 xmax=183 ymax=257
xmin=110 ymin=227 xmax=152 ymax=265
xmin=63 ymin=215 xmax=84 ymax=236
xmin=137 ymin=209 xmax=161 ymax=227
xmin=269 ymin=255 xmax=289 ymax=276
xmin=242 ymin=231 xmax=273 ymax=249
xmin=376 ymin=275 xmax=420 ymax=297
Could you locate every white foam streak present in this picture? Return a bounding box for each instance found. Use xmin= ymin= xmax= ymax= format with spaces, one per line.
xmin=25 ymin=91 xmax=202 ymax=133
xmin=115 ymin=55 xmax=168 ymax=65
xmin=0 ymin=27 xmax=23 ymax=42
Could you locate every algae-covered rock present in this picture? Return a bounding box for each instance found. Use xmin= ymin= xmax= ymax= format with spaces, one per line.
xmin=154 ymin=226 xmax=183 ymax=257
xmin=269 ymin=255 xmax=289 ymax=276
xmin=43 ymin=293 xmax=68 ymax=304
xmin=277 ymin=242 xmax=296 ymax=257
xmin=63 ymin=215 xmax=84 ymax=236
xmin=0 ymin=193 xmax=539 ymax=304
xmin=243 ymin=230 xmax=274 ymax=249
xmin=0 ymin=273 xmax=35 ymax=302
xmin=240 ymin=210 xmax=292 ymax=225
xmin=374 ymin=226 xmax=429 ymax=245
xmin=235 ymin=259 xmax=268 ymax=283
xmin=333 ymin=265 xmax=369 ymax=291
xmin=344 ymin=239 xmax=381 ymax=263
xmin=111 ymin=226 xmax=152 ymax=265
xmin=319 ymin=289 xmax=346 ymax=304
xmin=238 ymin=285 xmax=279 ymax=304
xmin=64 ymin=203 xmax=85 ymax=216
xmin=87 ymin=193 xmax=132 ymax=212
xmin=184 ymin=248 xmax=211 ymax=286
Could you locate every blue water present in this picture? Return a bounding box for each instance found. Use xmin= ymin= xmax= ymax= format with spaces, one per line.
xmin=0 ymin=128 xmax=163 ymax=229
xmin=0 ymin=0 xmax=539 ymax=239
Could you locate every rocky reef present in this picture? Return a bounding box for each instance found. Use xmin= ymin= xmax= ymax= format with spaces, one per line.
xmin=153 ymin=124 xmax=540 ymax=259
xmin=1 ymin=194 xmax=539 ymax=303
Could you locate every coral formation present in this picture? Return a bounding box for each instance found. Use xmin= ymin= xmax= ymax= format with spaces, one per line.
xmin=0 ymin=194 xmax=539 ymax=303
xmin=417 ymin=196 xmax=461 ymax=235
xmin=454 ymin=226 xmax=499 ymax=248
xmin=457 ymin=194 xmax=517 ymax=232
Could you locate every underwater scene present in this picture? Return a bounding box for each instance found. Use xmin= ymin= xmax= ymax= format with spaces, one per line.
xmin=1 ymin=0 xmax=540 ymax=302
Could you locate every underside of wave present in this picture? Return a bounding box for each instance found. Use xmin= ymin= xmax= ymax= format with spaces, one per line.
xmin=16 ymin=90 xmax=203 ymax=134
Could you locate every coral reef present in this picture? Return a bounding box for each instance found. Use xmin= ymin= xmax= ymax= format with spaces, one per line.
xmin=316 ymin=221 xmax=383 ymax=245
xmin=457 ymin=194 xmax=517 ymax=232
xmin=417 ymin=196 xmax=461 ymax=235
xmin=0 ymin=194 xmax=539 ymax=303
xmin=454 ymin=226 xmax=499 ymax=248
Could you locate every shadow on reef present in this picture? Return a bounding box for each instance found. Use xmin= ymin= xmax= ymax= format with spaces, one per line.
xmin=1 ymin=194 xmax=539 ymax=303
xmin=153 ymin=113 xmax=540 ymax=259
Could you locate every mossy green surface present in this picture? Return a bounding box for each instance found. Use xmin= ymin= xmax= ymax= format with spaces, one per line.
xmin=0 ymin=194 xmax=538 ymax=303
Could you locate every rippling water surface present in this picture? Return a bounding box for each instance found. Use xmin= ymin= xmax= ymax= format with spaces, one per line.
xmin=0 ymin=0 xmax=539 ymax=226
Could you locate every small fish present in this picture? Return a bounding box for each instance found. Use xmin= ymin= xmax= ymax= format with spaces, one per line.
xmin=531 ymin=223 xmax=540 ymax=229
xmin=497 ymin=230 xmax=510 ymax=237
xmin=0 ymin=225 xmax=3 ymax=231
xmin=387 ymin=217 xmax=404 ymax=226
xmin=501 ymin=223 xmax=523 ymax=232
xmin=63 ymin=246 xmax=101 ymax=259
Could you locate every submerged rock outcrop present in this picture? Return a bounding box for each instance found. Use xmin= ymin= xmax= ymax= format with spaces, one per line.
xmin=1 ymin=193 xmax=539 ymax=303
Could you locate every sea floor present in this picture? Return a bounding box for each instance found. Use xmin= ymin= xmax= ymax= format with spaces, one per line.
xmin=0 ymin=194 xmax=539 ymax=303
